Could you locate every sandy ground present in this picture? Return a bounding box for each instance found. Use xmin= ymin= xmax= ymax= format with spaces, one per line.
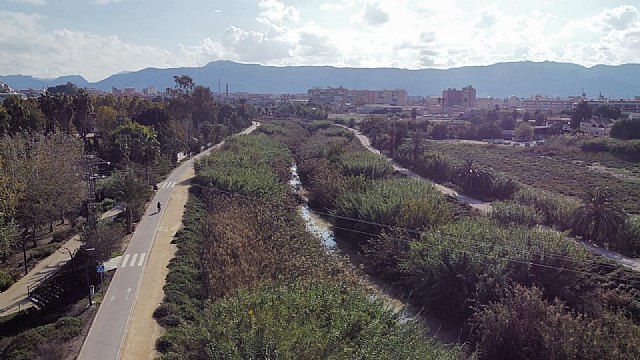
xmin=120 ymin=168 xmax=192 ymax=360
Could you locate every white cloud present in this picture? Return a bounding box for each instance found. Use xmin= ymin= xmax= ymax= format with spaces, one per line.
xmin=0 ymin=11 xmax=177 ymax=81
xmin=257 ymin=0 xmax=300 ymax=25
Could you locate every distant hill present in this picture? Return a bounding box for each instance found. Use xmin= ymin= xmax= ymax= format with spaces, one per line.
xmin=3 ymin=61 xmax=640 ymax=98
xmin=0 ymin=75 xmax=89 ymax=92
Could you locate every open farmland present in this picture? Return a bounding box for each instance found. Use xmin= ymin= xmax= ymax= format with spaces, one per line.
xmin=425 ymin=140 xmax=640 ymax=214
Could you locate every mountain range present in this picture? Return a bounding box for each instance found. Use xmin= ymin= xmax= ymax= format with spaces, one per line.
xmin=2 ymin=60 xmax=640 ymax=99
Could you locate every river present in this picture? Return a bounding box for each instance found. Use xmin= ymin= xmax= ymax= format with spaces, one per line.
xmin=289 ymin=162 xmax=459 ymax=344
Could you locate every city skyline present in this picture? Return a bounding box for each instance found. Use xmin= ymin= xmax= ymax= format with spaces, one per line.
xmin=1 ymin=0 xmax=639 ymax=81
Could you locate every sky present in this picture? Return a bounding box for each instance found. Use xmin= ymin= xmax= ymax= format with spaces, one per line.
xmin=1 ymin=0 xmax=639 ymax=82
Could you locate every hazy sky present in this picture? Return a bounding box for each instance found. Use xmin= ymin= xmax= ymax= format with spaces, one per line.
xmin=1 ymin=0 xmax=639 ymax=81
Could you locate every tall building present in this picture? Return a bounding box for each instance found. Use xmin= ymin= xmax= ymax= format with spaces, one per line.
xmin=307 ymin=87 xmax=407 ymax=106
xmin=442 ymin=85 xmax=476 ymax=110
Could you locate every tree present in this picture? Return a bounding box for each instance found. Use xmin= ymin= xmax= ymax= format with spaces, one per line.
xmin=429 ymin=123 xmax=448 ymax=140
xmin=38 ymin=92 xmax=57 ymax=133
xmin=534 ymin=110 xmax=547 ymax=126
xmin=2 ymin=96 xmax=42 ymax=134
xmin=571 ymin=188 xmax=627 ymax=244
xmin=500 ymin=115 xmax=515 ymax=131
xmin=0 ymin=133 xmax=84 ymax=246
xmin=595 ymin=105 xmax=622 ymax=120
xmin=514 ymin=122 xmax=534 ymax=141
xmin=172 ymin=75 xmax=195 ymax=95
xmin=138 ymin=132 xmax=161 ymax=185
xmin=108 ymin=168 xmax=149 ymax=233
xmin=72 ymin=89 xmax=93 ymax=142
xmin=571 ymin=101 xmax=591 ymax=129
xmin=83 ymin=221 xmax=125 ymax=262
xmin=611 ymin=118 xmax=640 ymax=140
xmin=95 ymin=105 xmax=118 ymax=135
xmin=0 ymin=218 xmax=20 ymax=260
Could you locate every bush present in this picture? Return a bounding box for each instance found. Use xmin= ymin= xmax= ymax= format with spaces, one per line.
xmin=414 ymin=151 xmax=452 ymax=183
xmin=298 ymin=158 xmax=346 ymax=211
xmin=491 ymin=201 xmax=543 ymax=227
xmin=51 ymin=228 xmax=73 ymax=243
xmin=611 ymin=118 xmax=640 ymax=140
xmin=28 ymin=243 xmax=58 ymax=262
xmin=334 ymin=178 xmax=453 ymax=239
xmin=403 ymin=218 xmax=591 ymax=322
xmin=471 ymin=285 xmax=640 ymax=360
xmin=156 ymin=282 xmax=464 ymax=360
xmin=620 ymin=216 xmax=640 ymax=256
xmin=0 ymin=270 xmax=14 ymax=291
xmin=581 ymin=138 xmax=640 ymax=161
xmin=96 ymin=198 xmax=117 ymax=213
xmin=0 ymin=316 xmax=82 ymax=360
xmin=337 ymin=151 xmax=393 ymax=179
xmin=321 ymin=126 xmax=355 ymax=139
xmin=513 ymin=187 xmax=580 ymax=230
xmin=490 ymin=175 xmax=520 ymax=200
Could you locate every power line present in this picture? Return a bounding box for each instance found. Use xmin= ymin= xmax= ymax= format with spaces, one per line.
xmin=201 ymin=186 xmax=640 ymax=286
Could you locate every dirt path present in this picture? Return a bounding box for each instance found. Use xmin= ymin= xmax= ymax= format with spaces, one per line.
xmin=120 ymin=122 xmax=260 ymax=359
xmin=0 ymin=205 xmax=123 ymax=317
xmin=338 ymin=125 xmax=491 ymax=213
xmin=120 ymin=168 xmax=191 ymax=360
xmin=339 ymin=125 xmax=640 ymax=272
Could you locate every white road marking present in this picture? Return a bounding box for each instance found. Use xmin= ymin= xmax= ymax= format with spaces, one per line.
xmin=129 ymin=254 xmax=138 ymax=267
xmin=125 ymin=288 xmax=132 ymax=301
xmin=137 ymin=253 xmax=146 ymax=267
xmin=121 ymin=254 xmax=130 ymax=268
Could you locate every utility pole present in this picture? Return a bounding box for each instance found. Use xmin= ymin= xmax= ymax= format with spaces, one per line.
xmin=80 ymin=155 xmax=109 ymax=230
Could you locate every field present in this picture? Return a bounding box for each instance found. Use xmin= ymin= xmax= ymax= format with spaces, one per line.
xmin=424 ymin=140 xmax=640 ymax=214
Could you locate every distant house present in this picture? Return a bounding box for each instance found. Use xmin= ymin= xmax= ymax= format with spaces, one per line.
xmin=580 ymin=119 xmax=613 ymax=136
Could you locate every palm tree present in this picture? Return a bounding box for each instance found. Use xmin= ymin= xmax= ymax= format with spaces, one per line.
xmin=38 ymin=92 xmax=57 ymax=133
xmin=109 ymin=168 xmax=149 ymax=233
xmin=54 ymin=94 xmax=74 ymax=134
xmin=138 ymin=133 xmax=161 ymax=185
xmin=571 ymin=187 xmax=627 ymax=244
xmin=72 ymin=89 xmax=93 ymax=143
xmin=454 ymin=160 xmax=493 ymax=197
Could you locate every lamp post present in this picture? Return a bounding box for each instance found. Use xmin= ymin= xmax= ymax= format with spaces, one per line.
xmin=82 ymin=247 xmax=95 ymax=308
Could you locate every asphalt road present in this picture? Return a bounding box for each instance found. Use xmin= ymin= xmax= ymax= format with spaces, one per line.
xmin=79 ymin=122 xmax=259 ymax=360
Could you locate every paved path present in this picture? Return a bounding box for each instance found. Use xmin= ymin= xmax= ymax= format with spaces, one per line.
xmin=0 ymin=204 xmax=124 ymax=317
xmin=338 ymin=125 xmax=492 ymax=213
xmin=340 ymin=125 xmax=640 ymax=271
xmin=79 ymin=122 xmax=259 ymax=360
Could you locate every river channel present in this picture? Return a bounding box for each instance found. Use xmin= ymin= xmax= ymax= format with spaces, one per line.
xmin=289 ymin=163 xmax=459 ymax=344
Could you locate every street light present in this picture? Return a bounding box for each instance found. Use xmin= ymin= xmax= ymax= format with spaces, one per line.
xmin=81 ymin=247 xmax=95 ymax=308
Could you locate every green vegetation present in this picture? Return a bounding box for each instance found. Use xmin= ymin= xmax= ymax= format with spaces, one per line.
xmin=490 ymin=201 xmax=543 ymax=227
xmin=334 ymin=177 xmax=453 ymax=236
xmin=404 ymin=218 xmax=591 ymax=321
xmin=471 ymin=286 xmax=640 ymax=360
xmin=337 ymin=151 xmax=393 ymax=179
xmin=0 ymin=316 xmax=82 ymax=360
xmin=156 ymin=128 xmax=461 ymax=359
xmin=611 ymin=118 xmax=640 ymax=140
xmin=159 ymin=281 xmax=461 ymax=360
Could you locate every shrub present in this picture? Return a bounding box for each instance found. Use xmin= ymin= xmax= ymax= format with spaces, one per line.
xmin=513 ymin=187 xmax=580 ymax=230
xmin=490 ymin=175 xmax=520 ymax=200
xmin=51 ymin=228 xmax=73 ymax=243
xmin=304 ymin=120 xmax=333 ymax=132
xmin=471 ymin=285 xmax=640 ymax=360
xmin=96 ymin=198 xmax=117 ymax=213
xmin=611 ymin=118 xmax=640 ymax=140
xmin=337 ymin=151 xmax=393 ymax=179
xmin=298 ymin=158 xmax=346 ymax=211
xmin=414 ymin=151 xmax=452 ymax=183
xmin=321 ymin=126 xmax=355 ymax=139
xmin=0 ymin=316 xmax=82 ymax=360
xmin=0 ymin=270 xmax=14 ymax=291
xmin=452 ymin=160 xmax=494 ymax=198
xmin=334 ymin=178 xmax=453 ymax=239
xmin=363 ymin=229 xmax=413 ymax=280
xmin=157 ymin=282 xmax=464 ymax=360
xmin=491 ymin=201 xmax=543 ymax=227
xmin=403 ymin=218 xmax=591 ymax=322
xmin=28 ymin=243 xmax=58 ymax=262
xmin=620 ymin=216 xmax=640 ymax=256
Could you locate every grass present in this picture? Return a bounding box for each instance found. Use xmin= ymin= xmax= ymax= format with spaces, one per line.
xmin=423 ymin=140 xmax=640 ymax=213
